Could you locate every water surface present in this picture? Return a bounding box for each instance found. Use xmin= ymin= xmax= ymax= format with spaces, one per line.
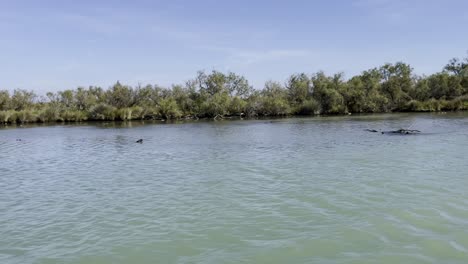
xmin=1 ymin=113 xmax=468 ymax=263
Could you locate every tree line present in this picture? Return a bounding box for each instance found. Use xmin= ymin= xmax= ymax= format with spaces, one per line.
xmin=1 ymin=54 xmax=467 ymax=123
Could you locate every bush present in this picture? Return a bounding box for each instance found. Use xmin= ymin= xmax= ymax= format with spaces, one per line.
xmin=426 ymin=99 xmax=442 ymax=111
xmin=200 ymin=93 xmax=230 ymax=118
xmin=228 ymin=97 xmax=247 ymax=116
xmin=130 ymin=106 xmax=144 ymax=119
xmin=14 ymin=110 xmax=37 ymax=123
xmin=259 ymin=97 xmax=291 ymax=116
xmin=157 ymin=98 xmax=181 ymax=119
xmin=89 ymin=103 xmax=117 ymax=120
xmin=37 ymin=106 xmax=62 ymax=122
xmin=61 ymin=110 xmax=88 ymax=122
xmin=0 ymin=110 xmax=15 ymax=123
xmin=297 ymin=99 xmax=319 ymax=115
xmin=117 ymin=108 xmax=133 ymax=121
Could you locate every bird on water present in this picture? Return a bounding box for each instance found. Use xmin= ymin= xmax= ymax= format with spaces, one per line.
xmin=136 ymin=139 xmax=143 ymax=143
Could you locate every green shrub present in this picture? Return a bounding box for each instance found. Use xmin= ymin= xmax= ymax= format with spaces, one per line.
xmin=427 ymin=99 xmax=442 ymax=111
xmin=37 ymin=106 xmax=62 ymax=122
xmin=0 ymin=110 xmax=15 ymax=123
xmin=260 ymin=97 xmax=291 ymax=116
xmin=130 ymin=106 xmax=144 ymax=119
xmin=297 ymin=99 xmax=319 ymax=115
xmin=228 ymin=97 xmax=247 ymax=116
xmin=117 ymin=108 xmax=133 ymax=120
xmin=14 ymin=110 xmax=37 ymax=123
xmin=89 ymin=103 xmax=117 ymax=120
xmin=158 ymin=98 xmax=182 ymax=119
xmin=61 ymin=110 xmax=88 ymax=122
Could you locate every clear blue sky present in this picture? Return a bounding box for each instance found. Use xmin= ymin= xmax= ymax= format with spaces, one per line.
xmin=1 ymin=0 xmax=467 ymax=92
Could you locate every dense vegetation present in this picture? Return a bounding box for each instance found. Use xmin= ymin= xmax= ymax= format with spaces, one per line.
xmin=1 ymin=54 xmax=467 ymax=123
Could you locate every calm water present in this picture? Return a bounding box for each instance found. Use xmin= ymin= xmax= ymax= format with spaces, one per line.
xmin=1 ymin=113 xmax=468 ymax=264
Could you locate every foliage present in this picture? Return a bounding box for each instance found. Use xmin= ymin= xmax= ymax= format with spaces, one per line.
xmin=1 ymin=53 xmax=467 ymax=123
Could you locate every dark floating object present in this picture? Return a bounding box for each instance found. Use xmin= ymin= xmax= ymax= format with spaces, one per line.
xmin=16 ymin=139 xmax=22 ymax=141
xmin=365 ymin=129 xmax=421 ymax=135
xmin=136 ymin=139 xmax=143 ymax=143
xmin=381 ymin=129 xmax=421 ymax=135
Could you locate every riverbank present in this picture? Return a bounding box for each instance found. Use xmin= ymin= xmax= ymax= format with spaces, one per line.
xmin=1 ymin=56 xmax=467 ymax=124
xmin=1 ymin=99 xmax=467 ymax=125
xmin=2 ymin=110 xmax=467 ymax=131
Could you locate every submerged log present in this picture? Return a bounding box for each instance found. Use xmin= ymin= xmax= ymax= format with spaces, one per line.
xmin=381 ymin=129 xmax=421 ymax=135
xmin=365 ymin=129 xmax=421 ymax=135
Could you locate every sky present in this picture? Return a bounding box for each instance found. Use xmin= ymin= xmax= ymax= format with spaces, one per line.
xmin=1 ymin=0 xmax=467 ymax=92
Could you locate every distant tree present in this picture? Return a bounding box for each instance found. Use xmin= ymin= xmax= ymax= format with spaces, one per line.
xmin=444 ymin=54 xmax=468 ymax=76
xmin=106 ymin=81 xmax=135 ymax=108
xmin=378 ymin=62 xmax=413 ymax=109
xmin=158 ymin=98 xmax=181 ymax=119
xmin=0 ymin=90 xmax=11 ymax=110
xmin=286 ymin=73 xmax=311 ymax=105
xmin=11 ymin=89 xmax=36 ymax=111
xmin=344 ymin=76 xmax=366 ymax=113
xmin=59 ymin=90 xmax=75 ymax=108
xmin=259 ymin=81 xmax=291 ymax=115
xmin=190 ymin=70 xmax=252 ymax=98
xmin=427 ymin=72 xmax=463 ymax=99
xmin=225 ymin=72 xmax=252 ymax=98
xmin=171 ymin=85 xmax=193 ymax=116
xmin=411 ymin=76 xmax=431 ymax=101
xmin=201 ymin=91 xmax=231 ymax=117
xmin=75 ymin=87 xmax=98 ymax=111
xmin=311 ymin=72 xmax=345 ymax=114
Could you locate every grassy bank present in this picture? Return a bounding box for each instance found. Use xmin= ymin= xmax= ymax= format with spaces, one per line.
xmin=1 ymin=97 xmax=467 ymax=124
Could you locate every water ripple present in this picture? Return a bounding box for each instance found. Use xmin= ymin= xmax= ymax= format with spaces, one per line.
xmin=1 ymin=113 xmax=468 ymax=263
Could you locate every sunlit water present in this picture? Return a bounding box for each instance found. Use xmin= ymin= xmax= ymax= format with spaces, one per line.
xmin=1 ymin=113 xmax=468 ymax=264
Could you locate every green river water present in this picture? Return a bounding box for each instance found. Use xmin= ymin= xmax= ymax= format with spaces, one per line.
xmin=1 ymin=113 xmax=468 ymax=263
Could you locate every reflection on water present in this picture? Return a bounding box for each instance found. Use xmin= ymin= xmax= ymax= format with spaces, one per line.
xmin=1 ymin=112 xmax=468 ymax=264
